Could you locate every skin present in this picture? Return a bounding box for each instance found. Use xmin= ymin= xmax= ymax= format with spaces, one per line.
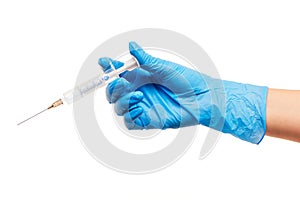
xmin=266 ymin=89 xmax=300 ymax=143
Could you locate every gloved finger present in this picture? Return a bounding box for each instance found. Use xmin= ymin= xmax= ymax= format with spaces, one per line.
xmin=129 ymin=41 xmax=163 ymax=74
xmin=106 ymin=78 xmax=132 ymax=103
xmin=114 ymin=91 xmax=144 ymax=116
xmin=124 ymin=107 xmax=151 ymax=130
xmin=98 ymin=57 xmax=125 ymax=75
xmin=129 ymin=41 xmax=186 ymax=80
xmin=123 ymin=107 xmax=143 ymax=130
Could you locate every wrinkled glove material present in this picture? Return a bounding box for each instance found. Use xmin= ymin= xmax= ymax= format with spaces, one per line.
xmin=99 ymin=42 xmax=268 ymax=144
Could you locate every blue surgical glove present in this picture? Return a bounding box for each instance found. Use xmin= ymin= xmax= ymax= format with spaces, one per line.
xmin=98 ymin=42 xmax=268 ymax=144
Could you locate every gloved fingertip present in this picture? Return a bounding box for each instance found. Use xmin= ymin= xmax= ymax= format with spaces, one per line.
xmin=129 ymin=41 xmax=147 ymax=65
xmin=106 ymin=79 xmax=119 ymax=103
xmin=129 ymin=41 xmax=142 ymax=50
xmin=112 ymin=60 xmax=124 ymax=70
xmin=98 ymin=57 xmax=112 ymax=66
xmin=134 ymin=112 xmax=151 ymax=128
xmin=124 ymin=107 xmax=143 ymax=128
xmin=98 ymin=57 xmax=113 ymax=73
xmin=129 ymin=91 xmax=144 ymax=104
xmin=106 ymin=78 xmax=130 ymax=103
xmin=134 ymin=91 xmax=144 ymax=99
xmin=99 ymin=57 xmax=125 ymax=73
xmin=129 ymin=107 xmax=143 ymax=120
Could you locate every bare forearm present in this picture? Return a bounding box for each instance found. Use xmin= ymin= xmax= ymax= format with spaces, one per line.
xmin=266 ymin=88 xmax=300 ymax=142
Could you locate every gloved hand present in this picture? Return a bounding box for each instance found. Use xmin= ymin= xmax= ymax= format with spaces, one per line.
xmin=98 ymin=42 xmax=268 ymax=144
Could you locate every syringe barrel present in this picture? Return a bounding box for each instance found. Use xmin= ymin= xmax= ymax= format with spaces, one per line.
xmin=62 ymin=57 xmax=139 ymax=104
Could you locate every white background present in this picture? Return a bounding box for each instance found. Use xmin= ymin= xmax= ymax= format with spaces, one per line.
xmin=1 ymin=0 xmax=300 ymax=199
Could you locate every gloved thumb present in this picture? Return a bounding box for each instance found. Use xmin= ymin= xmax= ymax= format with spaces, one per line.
xmin=129 ymin=41 xmax=162 ymax=74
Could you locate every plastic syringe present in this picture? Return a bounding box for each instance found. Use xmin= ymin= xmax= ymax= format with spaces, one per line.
xmin=17 ymin=57 xmax=139 ymax=125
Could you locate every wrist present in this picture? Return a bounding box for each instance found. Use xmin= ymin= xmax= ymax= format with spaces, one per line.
xmin=222 ymin=81 xmax=268 ymax=143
